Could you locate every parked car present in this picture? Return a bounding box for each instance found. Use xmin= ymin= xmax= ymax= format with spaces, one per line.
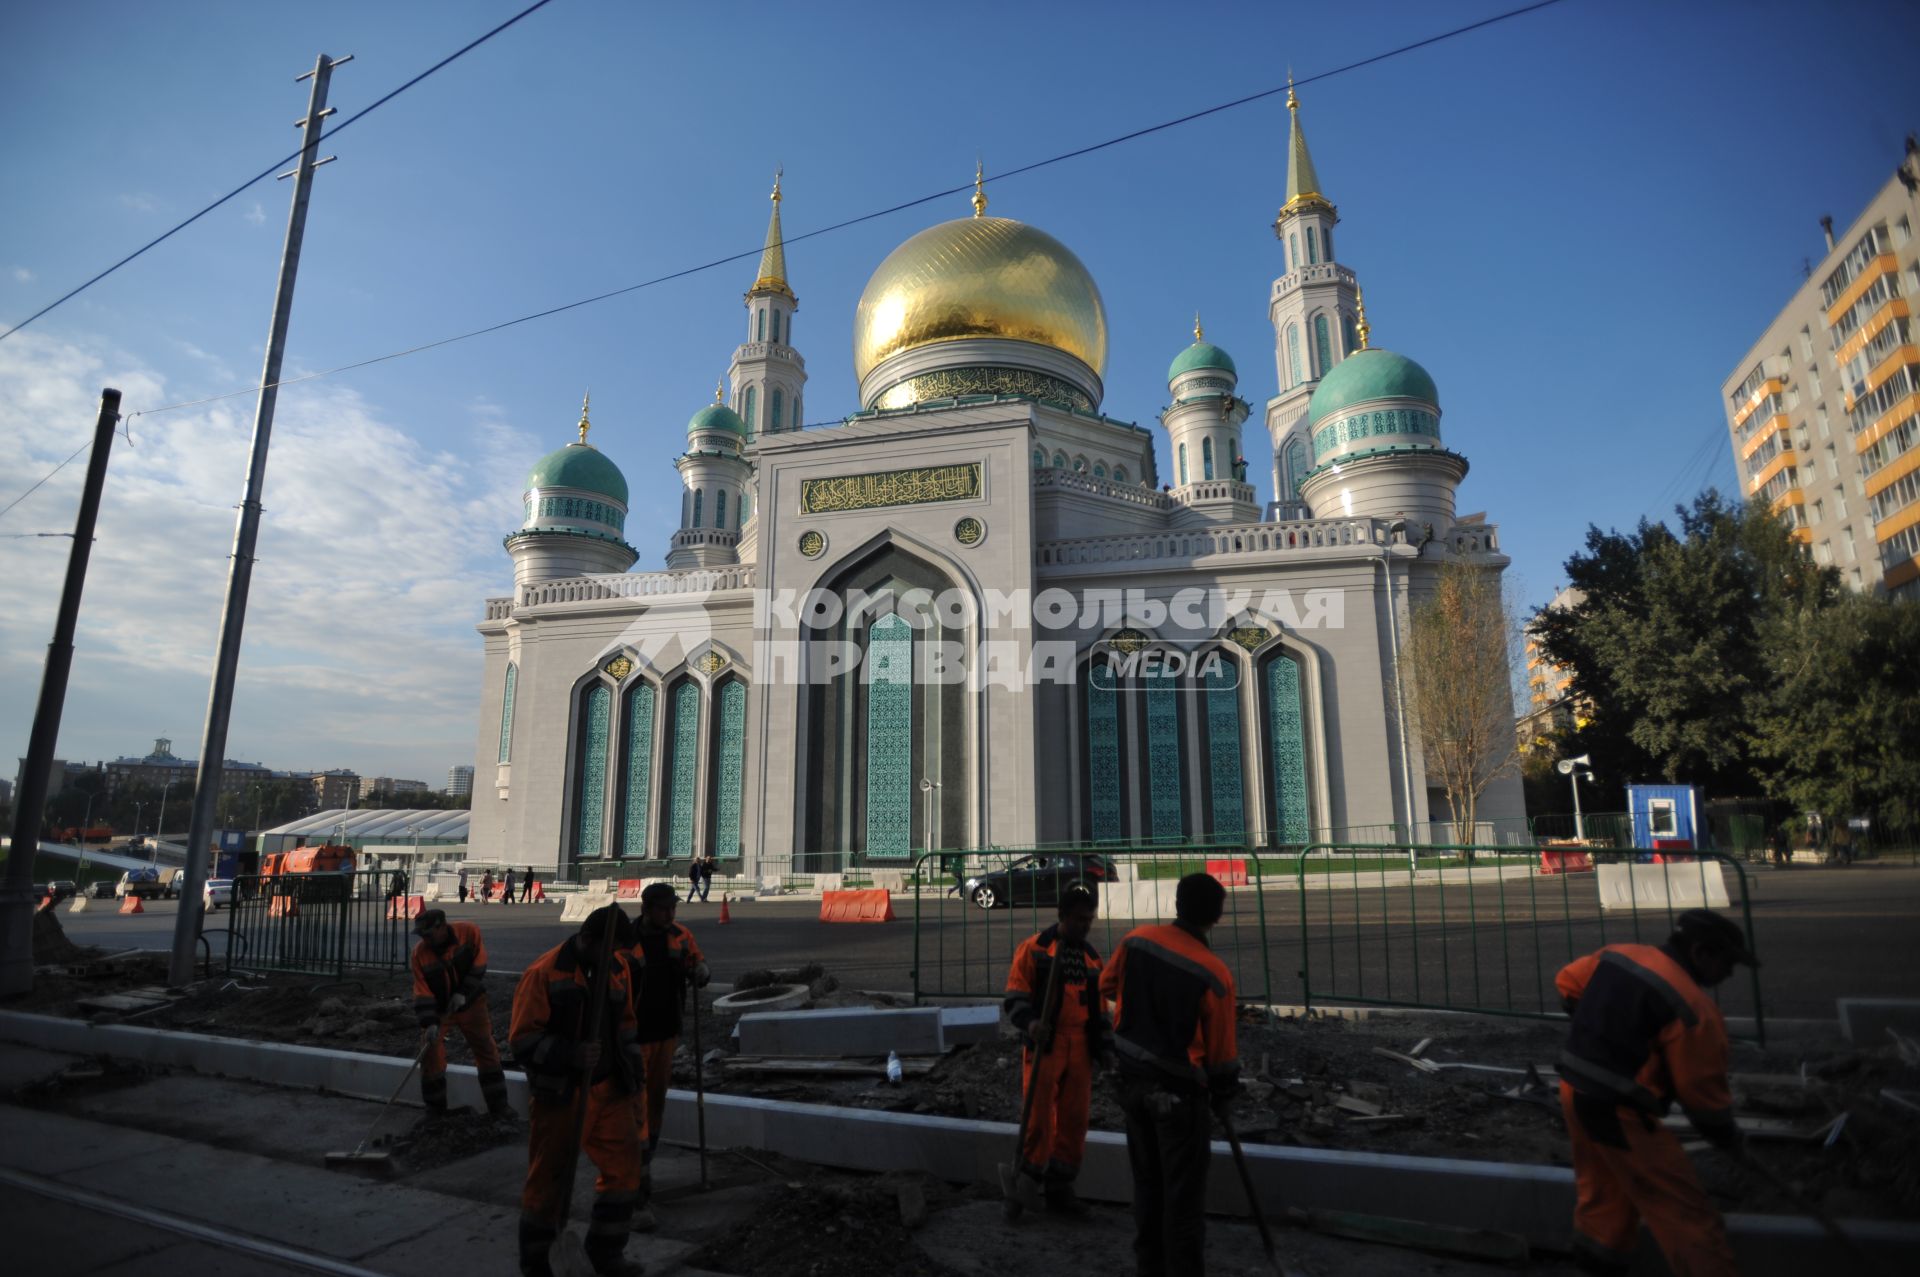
xmin=85 ymin=880 xmax=117 ymax=899
xmin=963 ymin=853 xmax=1117 ymax=910
xmin=116 ymin=868 xmax=168 ymax=900
xmin=202 ymin=879 xmax=234 ymax=910
xmin=47 ymin=880 xmax=77 ymax=903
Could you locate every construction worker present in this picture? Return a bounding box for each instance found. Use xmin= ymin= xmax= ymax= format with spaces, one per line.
xmin=1002 ymin=882 xmax=1108 ymax=1215
xmin=1099 ymin=872 xmax=1239 ymax=1277
xmin=1555 ymin=908 xmax=1756 ymax=1277
xmin=410 ymin=908 xmax=511 ymax=1118
xmin=510 ymin=905 xmax=646 ymax=1277
xmin=620 ymin=882 xmax=709 ymax=1230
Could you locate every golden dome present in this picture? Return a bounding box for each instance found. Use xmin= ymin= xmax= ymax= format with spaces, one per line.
xmin=852 ymin=216 xmax=1108 ymax=385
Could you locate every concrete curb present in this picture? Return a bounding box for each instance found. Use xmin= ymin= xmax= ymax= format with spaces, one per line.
xmin=3 ymin=1010 xmax=1914 ymax=1271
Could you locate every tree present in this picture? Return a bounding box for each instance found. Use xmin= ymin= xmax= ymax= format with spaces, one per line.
xmin=1401 ymin=562 xmax=1523 ymax=845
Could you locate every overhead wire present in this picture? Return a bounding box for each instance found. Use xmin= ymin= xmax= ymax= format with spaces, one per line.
xmin=2 ymin=0 xmax=1572 ymax=515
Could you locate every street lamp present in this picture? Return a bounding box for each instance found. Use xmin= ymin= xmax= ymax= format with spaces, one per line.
xmin=919 ymin=778 xmax=940 ymax=859
xmin=1556 ymin=755 xmax=1593 ymax=842
xmin=156 ymin=779 xmax=175 ymax=857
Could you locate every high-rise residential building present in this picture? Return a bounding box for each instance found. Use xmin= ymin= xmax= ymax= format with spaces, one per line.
xmin=446 ymin=765 xmax=475 ymax=798
xmin=310 ymin=769 xmax=361 ymax=809
xmin=1722 ymin=142 xmax=1920 ymax=598
xmin=1518 ymin=587 xmax=1586 ymax=749
xmin=358 ymin=776 xmax=429 ymax=800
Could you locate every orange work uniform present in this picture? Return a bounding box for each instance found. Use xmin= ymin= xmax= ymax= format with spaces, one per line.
xmin=1003 ymin=925 xmax=1108 ymax=1183
xmin=410 ymin=921 xmax=508 ymax=1115
xmin=1101 ymin=922 xmax=1238 ymax=1277
xmin=1555 ymin=944 xmax=1739 ymax=1277
xmin=622 ymin=920 xmax=705 ymax=1158
xmin=510 ymin=940 xmax=645 ymax=1272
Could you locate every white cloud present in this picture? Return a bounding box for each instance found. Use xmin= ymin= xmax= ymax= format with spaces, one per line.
xmin=119 ymin=192 xmax=157 ymax=213
xmin=0 ymin=332 xmax=531 ymax=781
xmin=244 ymin=202 xmax=266 ymax=226
xmin=11 ymin=267 xmax=31 ymax=284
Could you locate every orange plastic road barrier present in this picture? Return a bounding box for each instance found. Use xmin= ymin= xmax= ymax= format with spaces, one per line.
xmin=717 ymin=896 xmax=732 ymax=924
xmin=386 ymin=894 xmax=426 ymax=921
xmin=1206 ymin=858 xmax=1250 ymax=887
xmin=527 ymin=881 xmax=547 ymax=902
xmin=118 ymin=895 xmax=145 ymax=915
xmin=615 ymin=879 xmax=643 ymax=900
xmin=37 ymin=894 xmax=54 ymax=912
xmin=819 ymin=889 xmax=894 ymax=923
xmin=1540 ymin=849 xmax=1595 ymax=874
xmin=269 ymin=894 xmax=299 ymax=917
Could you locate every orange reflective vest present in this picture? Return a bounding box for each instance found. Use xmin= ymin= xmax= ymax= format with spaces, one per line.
xmin=1556 ymin=944 xmax=1733 ymax=1129
xmin=1099 ymin=922 xmax=1238 ymax=1091
xmin=510 ymin=940 xmax=640 ymax=1101
xmin=624 ymin=921 xmax=705 ymax=1044
xmin=1004 ymin=925 xmax=1108 ymax=1046
xmin=410 ymin=920 xmax=488 ymax=1026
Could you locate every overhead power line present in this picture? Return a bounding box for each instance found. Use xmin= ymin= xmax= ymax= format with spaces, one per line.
xmin=0 ymin=0 xmax=562 ymax=344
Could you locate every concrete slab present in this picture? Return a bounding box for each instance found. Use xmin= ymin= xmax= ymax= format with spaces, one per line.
xmin=56 ymin=1072 xmax=381 ymax=1164
xmin=938 ymin=1003 xmax=1004 ymax=1046
xmin=2 ymin=1192 xmax=176 ymax=1276
xmin=0 ymin=1102 xmax=182 ymax=1174
xmin=736 ymin=1005 xmax=946 ymax=1056
xmin=1836 ymin=997 xmax=1920 ymax=1044
xmin=403 ymin=1142 xmax=527 ymax=1209
xmin=0 ymin=1039 xmax=84 ymax=1092
xmin=1595 ymin=861 xmax=1730 ymax=911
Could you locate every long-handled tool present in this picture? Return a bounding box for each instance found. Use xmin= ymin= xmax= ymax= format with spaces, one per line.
xmin=1218 ymin=1106 xmax=1294 ymax=1277
xmin=547 ymin=907 xmax=622 ymax=1277
xmin=1732 ymin=1145 xmax=1891 ymax=1276
xmin=690 ymin=960 xmax=709 ymax=1189
xmin=999 ymin=949 xmax=1066 ymax=1220
xmin=325 ymin=1028 xmax=433 ymax=1175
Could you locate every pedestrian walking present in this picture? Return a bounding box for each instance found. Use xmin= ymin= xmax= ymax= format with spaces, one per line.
xmin=481 ymin=870 xmax=495 ymax=904
xmin=1555 ymin=909 xmax=1756 ymax=1276
xmin=389 ymin=869 xmax=409 ymax=900
xmin=525 ymin=865 xmax=538 ymax=901
xmin=618 ymin=882 xmax=709 ymax=1231
xmin=1099 ymin=872 xmax=1240 ymax=1277
xmin=504 ymin=867 xmax=518 ymax=905
xmin=511 ymin=905 xmax=645 ymax=1277
xmin=410 ymin=909 xmax=511 ymax=1117
xmin=1002 ymin=883 xmax=1107 ymax=1214
xmin=458 ymin=868 xmax=469 ymax=904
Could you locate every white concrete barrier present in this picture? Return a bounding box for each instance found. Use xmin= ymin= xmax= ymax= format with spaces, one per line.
xmin=1595 ymin=862 xmax=1730 ymax=912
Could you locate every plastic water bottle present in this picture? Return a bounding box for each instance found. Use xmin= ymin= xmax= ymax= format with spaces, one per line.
xmin=886 ymin=1050 xmax=903 ymax=1084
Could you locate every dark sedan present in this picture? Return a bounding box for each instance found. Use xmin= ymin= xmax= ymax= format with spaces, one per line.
xmin=962 ymin=853 xmax=1117 ymax=910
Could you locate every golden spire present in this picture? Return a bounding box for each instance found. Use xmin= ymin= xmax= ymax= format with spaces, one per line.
xmin=1193 ymin=311 xmax=1204 ymax=342
xmin=971 ymin=158 xmax=988 ymax=218
xmin=1287 ymin=69 xmax=1297 ymax=112
xmin=577 ymin=391 xmax=591 ymax=444
xmin=714 ymin=379 xmax=725 ymax=404
xmin=1355 ymin=288 xmax=1371 ymax=351
xmin=750 ymin=167 xmax=795 ymax=299
xmin=1278 ymin=75 xmax=1335 ymax=221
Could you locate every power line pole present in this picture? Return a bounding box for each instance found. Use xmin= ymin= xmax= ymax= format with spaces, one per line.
xmin=170 ymin=52 xmax=349 ymax=987
xmin=0 ymin=389 xmax=122 ymax=997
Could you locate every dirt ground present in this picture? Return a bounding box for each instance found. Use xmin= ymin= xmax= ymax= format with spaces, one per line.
xmin=22 ymin=914 xmax=1920 ymax=1223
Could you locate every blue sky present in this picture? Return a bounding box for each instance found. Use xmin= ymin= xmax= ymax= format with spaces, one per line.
xmin=4 ymin=0 xmax=1917 ymax=784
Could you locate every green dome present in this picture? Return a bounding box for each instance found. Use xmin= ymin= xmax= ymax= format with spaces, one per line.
xmin=1307 ymin=348 xmax=1439 ymax=425
xmin=687 ymin=403 xmax=747 ymax=437
xmin=1167 ymin=340 xmax=1237 ymax=383
xmin=526 ymin=443 xmax=628 ymax=504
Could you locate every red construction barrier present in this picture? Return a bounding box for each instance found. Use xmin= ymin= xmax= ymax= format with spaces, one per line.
xmin=1651 ymin=838 xmax=1695 ymax=864
xmin=1539 ymin=849 xmax=1594 ymax=875
xmin=527 ymin=881 xmax=547 ymax=902
xmin=386 ymin=894 xmax=426 ymax=921
xmin=819 ymin=889 xmax=894 ymax=923
xmin=615 ymin=879 xmax=643 ymax=901
xmin=1205 ymin=858 xmax=1249 ymax=887
xmin=269 ymin=894 xmax=298 ymax=917
xmin=118 ymin=895 xmax=144 ymax=915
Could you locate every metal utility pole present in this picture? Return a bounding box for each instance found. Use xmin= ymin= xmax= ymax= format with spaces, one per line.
xmin=1 ymin=388 xmax=122 ymax=997
xmin=170 ymin=53 xmax=348 ymax=987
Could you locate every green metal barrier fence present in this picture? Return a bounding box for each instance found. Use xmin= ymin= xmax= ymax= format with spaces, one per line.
xmin=909 ymin=845 xmax=1274 ymax=1006
xmin=224 ymin=870 xmax=411 ymax=977
xmin=1293 ymin=844 xmax=1766 ymax=1043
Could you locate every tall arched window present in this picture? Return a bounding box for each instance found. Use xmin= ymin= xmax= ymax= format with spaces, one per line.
xmin=1053 ymin=451 xmax=1068 ymax=469
xmin=1307 ymin=229 xmax=1319 ymax=264
xmin=771 ymin=388 xmax=784 ymax=432
xmin=740 ymin=490 xmax=752 ymax=523
xmin=792 ymin=397 xmax=801 ymax=428
xmin=1178 ymin=443 xmax=1189 ymax=485
xmin=1343 ymin=314 xmax=1357 ymax=356
xmin=715 ymin=490 xmax=728 ymax=530
xmin=770 ymin=309 xmax=781 ymax=344
xmin=1202 ymin=438 xmax=1216 ymax=481
xmin=1284 ymin=438 xmax=1308 ymax=492
xmin=1321 ymin=227 xmax=1333 ymax=261
xmin=1314 ymin=314 xmax=1333 ymax=379
xmin=619 ymin=682 xmax=656 ymax=857
xmin=864 ymin=613 xmax=913 ymax=855
xmin=709 ymin=678 xmax=746 ymax=858
xmin=786 ymin=314 xmax=794 ymax=343
xmin=1113 ymin=466 xmax=1128 ymax=484
xmin=662 ymin=680 xmax=701 ymax=857
xmin=1287 ymin=325 xmax=1302 ymax=388
xmin=498 ymin=662 xmax=517 ymax=763
xmin=1279 ymin=236 xmax=1288 ymax=274
xmin=756 ymin=309 xmax=766 ymax=341
xmin=692 ymin=489 xmax=703 ymax=528
xmin=1078 ymin=647 xmax=1191 ymax=844
xmin=744 ymin=386 xmax=758 ymax=433
xmin=1204 ymin=652 xmax=1246 ymax=838
xmin=1033 ymin=448 xmax=1045 ymax=469
xmin=1084 ymin=661 xmax=1122 ymax=841
xmin=1093 ymin=462 xmax=1107 ymax=479
xmin=574 ymin=683 xmax=612 ymax=859
xmin=1262 ymin=650 xmax=1311 ymax=844
xmin=1289 ymin=233 xmax=1299 ymax=272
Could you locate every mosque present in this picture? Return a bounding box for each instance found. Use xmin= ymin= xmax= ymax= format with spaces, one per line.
xmin=468 ymin=88 xmax=1523 ymax=877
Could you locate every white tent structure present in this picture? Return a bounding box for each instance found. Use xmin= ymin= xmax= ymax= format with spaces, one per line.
xmin=257 ymin=809 xmax=468 ymax=858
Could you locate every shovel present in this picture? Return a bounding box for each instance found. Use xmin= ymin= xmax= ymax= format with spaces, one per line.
xmin=1219 ymin=1106 xmax=1295 ymax=1277
xmin=547 ymin=907 xmax=623 ymax=1276
xmin=999 ymin=946 xmax=1066 ymax=1220
xmin=325 ymin=1028 xmax=433 ymax=1175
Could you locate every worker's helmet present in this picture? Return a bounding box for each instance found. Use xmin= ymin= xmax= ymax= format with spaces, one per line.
xmin=1671 ymin=909 xmax=1759 ymax=967
xmin=412 ymin=908 xmax=448 ymax=937
xmin=577 ymin=902 xmax=632 ymax=949
xmin=1057 ymin=883 xmax=1097 ymax=916
xmin=640 ymin=882 xmax=679 ymax=908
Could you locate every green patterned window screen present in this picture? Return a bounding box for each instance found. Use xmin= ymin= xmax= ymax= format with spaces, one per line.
xmin=667 ymin=681 xmax=700 ymax=856
xmin=1266 ymin=655 xmax=1310 ymax=844
xmin=772 ymin=388 xmax=784 ymax=432
xmin=576 ymin=684 xmax=611 ymax=859
xmin=1307 ymin=228 xmax=1319 ymax=264
xmin=620 ymin=683 xmax=655 ymax=858
xmin=1314 ymin=314 xmax=1333 ymax=380
xmin=1287 ymin=326 xmax=1302 ymax=389
xmin=1202 ymin=438 xmax=1215 ymax=481
xmin=745 ymin=386 xmax=757 ymax=433
xmin=1087 ymin=661 xmax=1121 ymax=841
xmin=713 ymin=680 xmax=746 ymax=858
xmin=1284 ymin=438 xmax=1307 ymax=492
xmin=1178 ymin=443 xmax=1189 ymax=486
xmin=1146 ymin=666 xmax=1184 ymax=840
xmin=1205 ymin=659 xmax=1244 ymax=837
xmin=692 ymin=489 xmax=703 ymax=529
xmin=865 ymin=613 xmax=914 ymax=857
xmin=716 ymin=490 xmax=727 ymax=530
xmin=498 ymin=662 xmax=517 ymax=763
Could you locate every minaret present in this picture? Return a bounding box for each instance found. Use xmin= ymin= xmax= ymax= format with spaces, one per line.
xmin=668 ymin=383 xmax=752 ymax=569
xmin=728 ymin=170 xmax=808 ymax=440
xmin=1160 ymin=314 xmax=1258 ymax=525
xmin=1265 ymin=80 xmax=1361 ymax=518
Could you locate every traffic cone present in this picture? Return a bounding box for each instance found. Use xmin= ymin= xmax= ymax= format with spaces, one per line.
xmin=717 ymin=895 xmax=731 ymax=925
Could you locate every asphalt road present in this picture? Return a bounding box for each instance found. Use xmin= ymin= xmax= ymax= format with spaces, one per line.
xmin=52 ymin=864 xmax=1920 ymax=1021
